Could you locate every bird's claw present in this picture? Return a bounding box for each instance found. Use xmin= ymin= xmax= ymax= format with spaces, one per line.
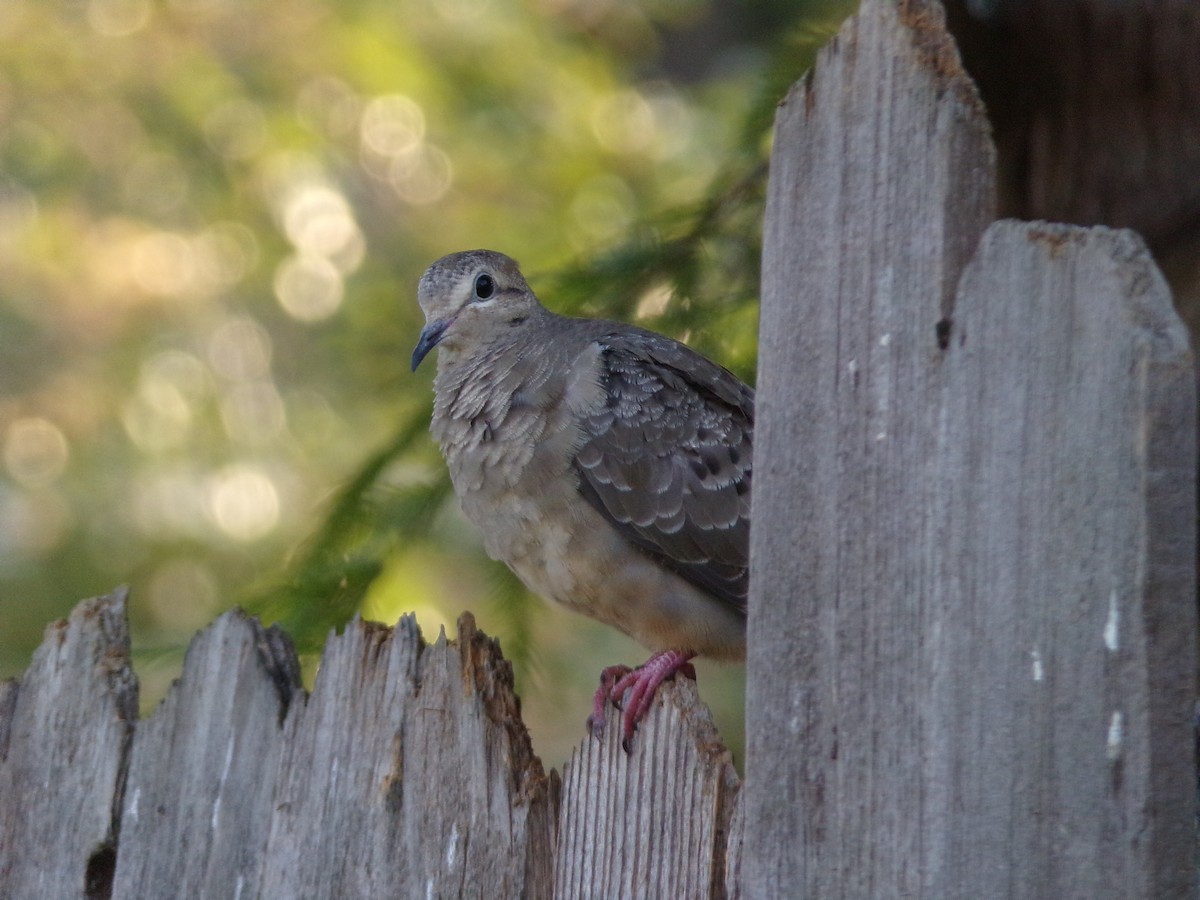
xmin=586 ymin=652 xmax=697 ymax=751
xmin=588 ymin=665 xmax=633 ymax=739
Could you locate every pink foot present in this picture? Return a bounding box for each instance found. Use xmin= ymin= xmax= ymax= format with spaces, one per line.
xmin=587 ymin=664 xmax=632 ymax=738
xmin=587 ymin=650 xmax=697 ymax=751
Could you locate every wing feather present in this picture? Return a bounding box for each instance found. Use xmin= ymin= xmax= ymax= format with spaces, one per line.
xmin=572 ymin=328 xmax=753 ymax=613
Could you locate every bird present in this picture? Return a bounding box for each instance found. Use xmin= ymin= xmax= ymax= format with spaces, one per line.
xmin=411 ymin=249 xmax=752 ymax=749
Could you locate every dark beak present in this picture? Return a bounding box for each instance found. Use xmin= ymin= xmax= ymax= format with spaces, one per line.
xmin=411 ymin=318 xmax=451 ymax=371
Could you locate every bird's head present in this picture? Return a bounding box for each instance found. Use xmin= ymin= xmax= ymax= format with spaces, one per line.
xmin=412 ymin=249 xmax=541 ymax=371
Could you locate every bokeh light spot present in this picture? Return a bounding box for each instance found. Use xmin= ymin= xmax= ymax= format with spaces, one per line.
xmin=591 ymin=89 xmax=655 ymax=154
xmin=388 ymin=143 xmax=453 ymax=205
xmin=296 ymin=76 xmax=362 ymax=139
xmin=209 ymin=465 xmax=280 ymax=541
xmin=0 ymin=487 xmax=73 ymax=564
xmin=208 ymin=317 xmax=273 ymax=381
xmin=281 ymin=184 xmax=362 ymax=264
xmin=143 ymin=350 xmax=211 ymax=402
xmin=644 ymin=86 xmax=695 ymax=159
xmin=123 ymin=350 xmax=211 ymax=453
xmin=274 ymin=253 xmax=344 ymax=321
xmin=193 ymin=222 xmax=259 ymax=290
xmin=131 ymin=231 xmax=197 ymax=297
xmin=635 ymin=282 xmax=673 ymax=320
xmin=360 ymin=94 xmax=425 ymax=158
xmin=4 ymin=418 xmax=69 ymax=486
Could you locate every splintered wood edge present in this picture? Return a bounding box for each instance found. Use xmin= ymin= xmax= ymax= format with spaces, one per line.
xmin=0 ymin=587 xmax=139 ymax=898
xmin=6 ymin=598 xmax=560 ymax=790
xmin=894 ymin=0 xmax=975 ymax=93
xmin=298 ymin=608 xmax=553 ymax=798
xmin=452 ymin=611 xmax=545 ymax=776
xmin=6 ymin=595 xmax=744 ymax=897
xmin=0 ymin=585 xmax=139 ymax=740
xmin=447 ymin=610 xmax=557 ymax=814
xmin=783 ymin=0 xmax=986 ymax=116
xmin=252 ymin=609 xmax=557 ymax=897
xmin=16 ymin=585 xmax=140 ymax=725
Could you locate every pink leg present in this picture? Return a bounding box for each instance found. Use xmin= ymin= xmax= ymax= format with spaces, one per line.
xmin=588 ymin=650 xmax=697 ymax=751
xmin=587 ymin=664 xmax=632 ymax=738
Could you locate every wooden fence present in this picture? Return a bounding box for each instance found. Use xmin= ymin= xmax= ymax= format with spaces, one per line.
xmin=2 ymin=1 xmax=1196 ymax=897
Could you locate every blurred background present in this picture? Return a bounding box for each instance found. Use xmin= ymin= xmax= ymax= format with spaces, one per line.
xmin=0 ymin=0 xmax=851 ymax=768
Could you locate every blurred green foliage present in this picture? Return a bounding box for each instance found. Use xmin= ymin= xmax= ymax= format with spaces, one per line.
xmin=0 ymin=0 xmax=851 ymax=766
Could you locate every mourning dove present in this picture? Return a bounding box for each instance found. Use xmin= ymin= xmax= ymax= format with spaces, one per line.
xmin=412 ymin=249 xmax=752 ymax=748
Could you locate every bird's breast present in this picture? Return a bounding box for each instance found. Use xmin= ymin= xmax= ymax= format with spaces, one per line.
xmin=441 ymin=410 xmax=591 ymax=604
xmin=427 ymin=338 xmax=746 ymax=659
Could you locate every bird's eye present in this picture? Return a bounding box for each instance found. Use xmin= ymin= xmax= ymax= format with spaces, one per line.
xmin=473 ymin=273 xmax=495 ymax=300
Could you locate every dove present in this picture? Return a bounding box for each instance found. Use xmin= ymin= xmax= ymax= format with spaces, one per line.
xmin=413 ymin=250 xmax=751 ymax=748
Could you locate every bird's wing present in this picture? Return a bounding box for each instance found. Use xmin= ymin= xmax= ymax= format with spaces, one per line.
xmin=572 ymin=328 xmax=753 ymax=613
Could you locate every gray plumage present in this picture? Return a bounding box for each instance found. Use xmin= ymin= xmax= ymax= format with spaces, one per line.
xmin=412 ymin=249 xmax=752 ymax=682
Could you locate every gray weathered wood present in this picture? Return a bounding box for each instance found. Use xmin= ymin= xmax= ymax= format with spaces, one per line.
xmin=0 ymin=679 xmax=16 ymax=760
xmin=929 ymin=220 xmax=1196 ymax=897
xmin=3 ymin=590 xmax=743 ymax=898
xmin=106 ymin=607 xmax=557 ymax=898
xmin=722 ymin=787 xmax=744 ymax=900
xmin=0 ymin=588 xmax=138 ymax=900
xmin=259 ymin=613 xmax=557 ymax=898
xmin=111 ymin=607 xmax=302 ymax=897
xmin=554 ymin=678 xmax=739 ymax=900
xmin=747 ymin=0 xmax=995 ymax=895
xmin=748 ymin=0 xmax=1196 ymax=897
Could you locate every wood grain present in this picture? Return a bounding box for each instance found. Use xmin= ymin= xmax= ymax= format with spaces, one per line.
xmin=258 ymin=613 xmax=557 ymax=899
xmin=0 ymin=588 xmax=137 ymax=900
xmin=554 ymin=677 xmax=739 ymax=900
xmin=929 ymin=220 xmax=1195 ymax=897
xmin=749 ymin=0 xmax=994 ymax=894
xmin=748 ymin=0 xmax=1195 ymax=896
xmin=110 ymin=608 xmax=301 ymax=897
xmin=3 ymin=595 xmax=568 ymax=899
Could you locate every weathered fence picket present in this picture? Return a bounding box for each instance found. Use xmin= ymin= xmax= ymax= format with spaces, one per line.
xmin=746 ymin=1 xmax=1196 ymax=898
xmin=2 ymin=1 xmax=1196 ymax=897
xmin=1 ymin=590 xmax=734 ymax=898
xmin=747 ymin=1 xmax=995 ymax=894
xmin=0 ymin=592 xmax=135 ymax=900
